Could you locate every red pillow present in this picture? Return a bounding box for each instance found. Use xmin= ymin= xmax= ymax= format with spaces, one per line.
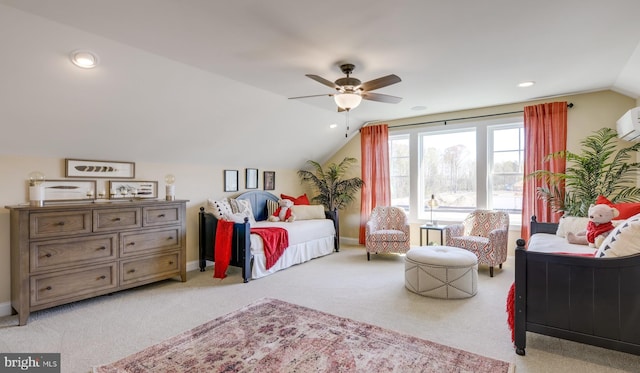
xmin=595 ymin=195 xmax=640 ymax=220
xmin=281 ymin=193 xmax=310 ymax=205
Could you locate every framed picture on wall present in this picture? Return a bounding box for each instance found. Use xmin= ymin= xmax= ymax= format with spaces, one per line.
xmin=224 ymin=170 xmax=239 ymax=192
xmin=42 ymin=180 xmax=97 ymax=202
xmin=65 ymin=158 xmax=135 ymax=179
xmin=108 ymin=180 xmax=158 ymax=199
xmin=245 ymin=168 xmax=258 ymax=189
xmin=263 ymin=171 xmax=275 ymax=191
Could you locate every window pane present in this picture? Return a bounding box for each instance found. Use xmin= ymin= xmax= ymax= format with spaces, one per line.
xmin=491 ymin=127 xmax=523 ymax=212
xmin=420 ymin=129 xmax=476 ymax=219
xmin=389 ymin=135 xmax=410 ymax=212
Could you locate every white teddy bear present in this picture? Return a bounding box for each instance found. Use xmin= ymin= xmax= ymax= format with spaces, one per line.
xmin=267 ymin=199 xmax=296 ymax=222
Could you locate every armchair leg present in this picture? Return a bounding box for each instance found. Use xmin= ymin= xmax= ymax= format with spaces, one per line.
xmin=489 ymin=266 xmax=494 ymax=277
xmin=367 ymin=252 xmax=370 ymax=261
xmin=499 ymin=263 xmax=503 ymax=269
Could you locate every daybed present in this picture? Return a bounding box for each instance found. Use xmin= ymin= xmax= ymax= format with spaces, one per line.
xmin=199 ymin=191 xmax=339 ymax=282
xmin=514 ymin=216 xmax=640 ymax=356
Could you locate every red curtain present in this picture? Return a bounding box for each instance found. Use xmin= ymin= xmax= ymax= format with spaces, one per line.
xmin=359 ymin=124 xmax=391 ymax=244
xmin=521 ymin=102 xmax=568 ymax=240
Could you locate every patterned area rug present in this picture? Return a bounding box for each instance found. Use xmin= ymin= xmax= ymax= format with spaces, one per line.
xmin=94 ymin=298 xmax=514 ymax=372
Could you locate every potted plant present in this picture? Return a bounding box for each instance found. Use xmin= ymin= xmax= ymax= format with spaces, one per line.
xmin=531 ymin=127 xmax=640 ymax=217
xmin=297 ymin=157 xmax=364 ymax=211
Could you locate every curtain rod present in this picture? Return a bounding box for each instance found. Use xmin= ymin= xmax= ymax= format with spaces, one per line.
xmin=389 ymin=102 xmax=574 ymax=129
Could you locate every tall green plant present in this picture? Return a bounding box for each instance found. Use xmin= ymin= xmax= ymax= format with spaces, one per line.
xmin=531 ymin=127 xmax=640 ymax=216
xmin=298 ymin=157 xmax=364 ymax=211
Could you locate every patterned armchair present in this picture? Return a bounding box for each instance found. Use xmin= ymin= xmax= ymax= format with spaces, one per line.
xmin=443 ymin=210 xmax=509 ymax=277
xmin=365 ymin=206 xmax=410 ymax=261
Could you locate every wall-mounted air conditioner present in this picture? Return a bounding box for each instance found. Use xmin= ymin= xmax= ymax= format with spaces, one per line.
xmin=617 ymin=107 xmax=640 ymax=142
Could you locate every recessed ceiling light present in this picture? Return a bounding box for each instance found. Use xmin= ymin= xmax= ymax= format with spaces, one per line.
xmin=518 ymin=81 xmax=535 ymax=88
xmin=70 ymin=50 xmax=98 ymax=69
xmin=329 ymin=123 xmax=338 ymax=129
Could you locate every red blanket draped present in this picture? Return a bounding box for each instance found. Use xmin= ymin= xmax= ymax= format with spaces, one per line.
xmin=214 ymin=220 xmax=234 ymax=279
xmin=251 ymin=227 xmax=289 ymax=270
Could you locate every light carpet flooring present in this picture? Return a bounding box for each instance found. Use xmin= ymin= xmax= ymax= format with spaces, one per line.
xmin=1 ymin=244 xmax=639 ymax=373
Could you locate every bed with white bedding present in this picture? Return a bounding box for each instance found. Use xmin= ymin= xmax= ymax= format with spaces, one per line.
xmin=198 ymin=191 xmax=339 ymax=281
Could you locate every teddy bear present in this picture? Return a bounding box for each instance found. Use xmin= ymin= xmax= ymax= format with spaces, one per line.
xmin=567 ymin=203 xmax=619 ymax=247
xmin=267 ymin=199 xmax=296 ymax=222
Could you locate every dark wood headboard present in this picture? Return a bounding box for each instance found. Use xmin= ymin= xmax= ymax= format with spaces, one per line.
xmin=235 ymin=190 xmax=279 ymax=221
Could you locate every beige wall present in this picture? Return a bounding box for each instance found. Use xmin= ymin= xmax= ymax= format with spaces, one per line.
xmin=0 ymin=158 xmax=304 ymax=311
xmin=327 ymin=90 xmax=637 ymax=247
xmin=1 ymin=89 xmax=636 ymax=311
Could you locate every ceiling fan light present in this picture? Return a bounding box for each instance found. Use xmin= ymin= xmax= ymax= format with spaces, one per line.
xmin=334 ymin=93 xmax=362 ymax=110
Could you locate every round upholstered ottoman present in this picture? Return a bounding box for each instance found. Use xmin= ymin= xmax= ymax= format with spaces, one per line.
xmin=405 ymin=246 xmax=478 ymax=299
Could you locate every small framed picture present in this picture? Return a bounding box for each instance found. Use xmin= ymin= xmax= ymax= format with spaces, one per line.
xmin=42 ymin=180 xmax=97 ymax=202
xmin=245 ymin=168 xmax=258 ymax=189
xmin=263 ymin=171 xmax=275 ymax=191
xmin=108 ymin=180 xmax=158 ymax=199
xmin=66 ymin=158 xmax=135 ymax=179
xmin=224 ymin=170 xmax=239 ymax=192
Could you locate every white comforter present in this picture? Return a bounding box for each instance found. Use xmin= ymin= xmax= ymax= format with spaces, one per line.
xmin=528 ymin=233 xmax=597 ymax=255
xmin=249 ymin=219 xmax=335 ymax=279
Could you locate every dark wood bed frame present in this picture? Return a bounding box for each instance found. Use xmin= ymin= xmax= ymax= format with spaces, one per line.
xmin=198 ymin=191 xmax=339 ymax=283
xmin=514 ymin=216 xmax=640 ymax=356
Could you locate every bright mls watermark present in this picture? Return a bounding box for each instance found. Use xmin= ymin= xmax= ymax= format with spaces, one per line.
xmin=0 ymin=353 xmax=60 ymax=372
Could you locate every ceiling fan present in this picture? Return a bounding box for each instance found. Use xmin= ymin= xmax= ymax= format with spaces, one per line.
xmin=289 ymin=63 xmax=402 ymax=111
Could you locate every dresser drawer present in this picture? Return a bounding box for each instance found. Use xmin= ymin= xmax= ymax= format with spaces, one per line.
xmin=30 ymin=210 xmax=92 ymax=239
xmin=120 ymin=227 xmax=181 ymax=256
xmin=120 ymin=252 xmax=180 ymax=285
xmin=30 ymin=264 xmax=117 ymax=307
xmin=94 ymin=208 xmax=141 ymax=232
xmin=30 ymin=234 xmax=118 ymax=273
xmin=143 ymin=205 xmax=181 ymax=227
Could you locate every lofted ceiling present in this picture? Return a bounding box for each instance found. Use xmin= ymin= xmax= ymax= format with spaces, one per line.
xmin=1 ymin=0 xmax=640 ymax=169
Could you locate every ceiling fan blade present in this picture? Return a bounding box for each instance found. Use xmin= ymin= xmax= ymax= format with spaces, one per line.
xmin=361 ymin=92 xmax=402 ymax=104
xmin=359 ymin=74 xmax=401 ymax=92
xmin=306 ymin=74 xmax=341 ymax=90
xmin=288 ymin=93 xmax=334 ymax=100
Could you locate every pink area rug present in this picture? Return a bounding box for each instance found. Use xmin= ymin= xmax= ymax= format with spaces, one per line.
xmin=94 ymin=298 xmax=514 ymax=372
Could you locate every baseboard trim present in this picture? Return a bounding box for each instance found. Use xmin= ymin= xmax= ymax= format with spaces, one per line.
xmin=186 ymin=259 xmax=212 ymax=272
xmin=340 ymin=237 xmax=360 ymax=246
xmin=0 ymin=301 xmax=12 ymax=318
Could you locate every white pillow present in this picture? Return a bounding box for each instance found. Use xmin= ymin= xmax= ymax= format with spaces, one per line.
xmin=556 ymin=216 xmax=590 ymax=238
xmin=291 ymin=205 xmax=326 ymax=220
xmin=206 ymin=198 xmax=232 ymax=220
xmin=595 ymin=213 xmax=640 ymax=258
xmin=206 ymin=198 xmax=256 ymax=224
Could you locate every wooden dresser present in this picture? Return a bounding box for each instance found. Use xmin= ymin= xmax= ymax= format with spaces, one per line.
xmin=5 ymin=199 xmax=188 ymax=325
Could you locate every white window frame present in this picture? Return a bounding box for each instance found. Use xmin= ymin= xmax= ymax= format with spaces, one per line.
xmin=388 ymin=115 xmax=523 ymax=226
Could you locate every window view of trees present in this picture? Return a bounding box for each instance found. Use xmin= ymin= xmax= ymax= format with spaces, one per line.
xmin=421 ymin=130 xmax=477 ymax=214
xmin=389 ymin=119 xmax=523 ymax=222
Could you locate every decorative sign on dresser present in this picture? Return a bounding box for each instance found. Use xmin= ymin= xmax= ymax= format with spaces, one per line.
xmin=5 ymin=199 xmax=188 ymax=325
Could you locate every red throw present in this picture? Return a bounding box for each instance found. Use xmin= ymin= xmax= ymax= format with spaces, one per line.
xmin=214 ymin=220 xmax=234 ymax=279
xmin=251 ymin=227 xmax=289 ymax=270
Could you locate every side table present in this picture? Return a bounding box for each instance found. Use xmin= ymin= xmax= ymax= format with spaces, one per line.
xmin=420 ymin=224 xmax=446 ymax=246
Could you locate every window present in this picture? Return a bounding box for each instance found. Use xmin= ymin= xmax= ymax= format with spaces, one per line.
xmin=389 ymin=117 xmax=523 ymax=225
xmin=419 ymin=129 xmax=477 ymax=220
xmin=389 ymin=134 xmax=410 ymax=212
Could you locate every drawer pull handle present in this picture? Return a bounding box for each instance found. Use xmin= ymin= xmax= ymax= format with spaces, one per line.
xmin=57 ymin=222 xmax=65 ymax=226
xmin=169 ymin=261 xmax=174 ymax=265
xmin=98 ymin=275 xmax=106 ymax=280
xmin=45 ymin=253 xmax=52 ymax=258
xmin=158 ymin=214 xmax=165 ymax=218
xmin=113 ymin=217 xmax=121 ymax=222
xmin=129 ymin=242 xmax=135 ymax=246
xmin=45 ymin=286 xmax=52 ymax=291
xmin=168 ymin=236 xmax=174 ymax=240
xmin=97 ymin=246 xmax=106 ymax=251
xmin=128 ymin=269 xmax=136 ymax=273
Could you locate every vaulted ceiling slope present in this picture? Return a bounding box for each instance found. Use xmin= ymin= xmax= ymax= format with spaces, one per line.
xmin=1 ymin=1 xmax=640 ymax=169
